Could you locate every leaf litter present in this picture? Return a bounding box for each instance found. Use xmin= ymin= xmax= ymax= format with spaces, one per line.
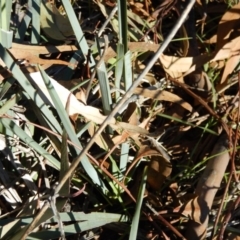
xmin=0 ymin=0 xmax=240 ymax=239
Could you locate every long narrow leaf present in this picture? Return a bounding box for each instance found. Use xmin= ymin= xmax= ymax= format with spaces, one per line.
xmin=115 ymin=43 xmax=124 ymax=101
xmin=0 ymin=93 xmax=21 ymax=115
xmin=97 ymin=62 xmax=112 ymax=115
xmin=124 ymin=51 xmax=132 ymax=91
xmin=117 ymin=0 xmax=128 ymax=53
xmin=129 ymin=166 xmax=148 ymax=240
xmin=28 ymin=212 xmax=129 ymax=239
xmin=0 ymin=118 xmax=60 ymax=169
xmin=0 ymin=45 xmax=62 ymax=134
xmin=15 ymin=10 xmax=31 ymax=43
xmin=31 ymin=0 xmax=41 ymax=44
xmin=0 ymin=0 xmax=12 ymax=30
xmin=61 ymin=0 xmax=95 ymax=67
xmin=119 ymin=142 xmax=130 ymax=174
xmin=38 ymin=66 xmax=108 ymax=191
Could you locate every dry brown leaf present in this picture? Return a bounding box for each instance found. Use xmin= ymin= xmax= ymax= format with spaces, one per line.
xmin=129 ymin=1 xmax=149 ymax=17
xmin=12 ymin=43 xmax=77 ymax=55
xmin=29 ymin=72 xmax=115 ymax=125
xmin=75 ymin=89 xmax=87 ymax=104
xmin=111 ymin=131 xmax=130 ymax=146
xmin=173 ymin=196 xmax=202 ymax=224
xmin=147 ymin=155 xmax=172 ymax=190
xmin=88 ymin=122 xmax=114 ymax=151
xmin=112 ymin=103 xmax=147 ymax=146
xmin=122 ymin=102 xmax=142 ymax=144
xmin=205 ymin=35 xmax=217 ymax=44
xmin=136 ymin=145 xmax=161 ymax=159
xmin=185 ymin=134 xmax=230 ymax=239
xmin=114 ymin=121 xmax=149 ymax=135
xmin=128 ymin=42 xmax=159 ymax=53
xmin=216 ymin=2 xmax=240 ymax=50
xmin=169 ymin=182 xmax=178 ymax=194
xmin=159 ymin=53 xmax=211 ymax=78
xmin=121 ymin=131 xmax=172 ymax=190
xmin=159 ymin=36 xmax=240 ymax=78
xmin=134 ymin=88 xmax=193 ymax=112
xmin=219 ymin=54 xmax=240 ymax=84
xmin=124 ymin=145 xmax=164 ymax=184
xmin=122 ymin=102 xmax=139 ymax=125
xmin=8 ymin=43 xmax=77 ymax=67
xmin=227 ymin=233 xmax=240 ymax=240
xmin=103 ymin=42 xmax=160 ymax=62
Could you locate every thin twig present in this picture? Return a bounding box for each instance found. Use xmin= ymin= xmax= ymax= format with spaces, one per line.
xmin=98 ymin=5 xmax=118 ymax=37
xmin=169 ymin=78 xmax=230 ymax=136
xmin=214 ymin=71 xmax=240 ymax=239
xmin=216 ymin=171 xmax=233 ymax=240
xmin=53 ymin=0 xmax=196 ymax=200
xmin=1 ymin=114 xmax=136 ymax=201
xmin=217 ymin=190 xmax=240 ymax=240
xmin=20 ymin=202 xmax=49 ymax=240
xmin=49 ymin=195 xmax=65 ymax=240
xmin=146 ymin=202 xmax=186 ymax=239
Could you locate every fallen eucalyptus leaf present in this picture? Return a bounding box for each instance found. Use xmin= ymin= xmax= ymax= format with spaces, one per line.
xmin=28 ymin=71 xmax=115 ymax=125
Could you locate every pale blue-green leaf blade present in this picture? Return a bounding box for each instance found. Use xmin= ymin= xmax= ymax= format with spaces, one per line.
xmin=129 ymin=166 xmax=148 ymax=240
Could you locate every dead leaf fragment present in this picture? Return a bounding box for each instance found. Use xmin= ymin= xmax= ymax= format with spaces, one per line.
xmin=147 ymin=155 xmax=172 ymax=190
xmin=28 ymin=72 xmax=115 ymax=125
xmin=216 ymin=2 xmax=240 ymax=50
xmin=134 ymin=88 xmax=193 ymax=112
xmin=173 ymin=196 xmax=202 ymax=224
xmin=88 ymin=122 xmax=114 ymax=151
xmin=185 ymin=134 xmax=230 ymax=239
xmin=114 ymin=121 xmax=149 ymax=135
xmin=159 ymin=36 xmax=240 ymax=79
xmin=124 ymin=145 xmax=165 ymax=184
xmin=8 ymin=43 xmax=77 ymax=67
xmin=219 ymin=54 xmax=240 ymax=84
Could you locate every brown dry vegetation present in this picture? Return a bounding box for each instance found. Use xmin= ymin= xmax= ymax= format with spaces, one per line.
xmin=0 ymin=0 xmax=240 ymax=239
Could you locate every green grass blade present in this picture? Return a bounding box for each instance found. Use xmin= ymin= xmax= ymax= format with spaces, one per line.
xmin=59 ymin=127 xmax=70 ymax=196
xmin=117 ymin=0 xmax=128 ymax=53
xmin=38 ymin=66 xmax=108 ymax=192
xmin=0 ymin=0 xmax=12 ymax=30
xmin=158 ymin=113 xmax=218 ymax=135
xmin=27 ymin=212 xmax=128 ymax=240
xmin=97 ymin=62 xmax=112 ymax=115
xmin=76 ymin=121 xmax=91 ymax=138
xmin=0 ymin=77 xmax=16 ymax=100
xmin=0 ymin=93 xmax=21 ymax=115
xmin=0 ymin=219 xmax=22 ymax=239
xmin=31 ymin=0 xmax=41 ymax=44
xmin=129 ymin=166 xmax=148 ymax=240
xmin=0 ymin=118 xmax=60 ymax=169
xmin=115 ymin=43 xmax=124 ymax=101
xmin=10 ymin=199 xmax=67 ymax=240
xmin=124 ymin=51 xmax=132 ymax=91
xmin=0 ymin=45 xmax=62 ymax=134
xmin=15 ymin=11 xmax=31 ymax=43
xmin=0 ymin=0 xmax=13 ymax=48
xmin=60 ymin=0 xmax=95 ymax=67
xmin=119 ymin=142 xmax=130 ymax=174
